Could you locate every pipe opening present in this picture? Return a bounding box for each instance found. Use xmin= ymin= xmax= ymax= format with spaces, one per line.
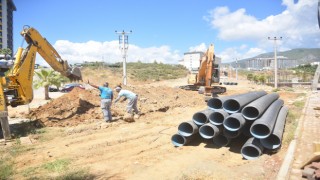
xmin=199 ymin=125 xmax=216 ymax=139
xmin=207 ymin=98 xmax=222 ymax=109
xmin=242 ymin=106 xmax=259 ymax=120
xmin=223 ymin=99 xmax=241 ymax=113
xmin=241 ymin=146 xmax=261 ymax=160
xmin=193 ymin=112 xmax=208 ymax=125
xmin=224 ymin=117 xmax=240 ymax=131
xmin=250 ymin=124 xmax=270 ymax=139
xmin=260 ymin=134 xmax=281 ymax=149
xmin=209 ymin=112 xmax=224 ymax=125
xmin=178 ymin=123 xmax=194 ymax=137
xmin=213 ymin=135 xmax=229 ymax=147
xmin=171 ymin=134 xmax=186 ymax=147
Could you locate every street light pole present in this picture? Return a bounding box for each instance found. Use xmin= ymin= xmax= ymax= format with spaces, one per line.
xmin=115 ymin=30 xmax=132 ymax=86
xmin=268 ymin=37 xmax=282 ymax=89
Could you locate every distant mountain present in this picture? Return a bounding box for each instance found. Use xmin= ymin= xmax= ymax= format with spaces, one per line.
xmin=228 ymin=48 xmax=320 ymax=68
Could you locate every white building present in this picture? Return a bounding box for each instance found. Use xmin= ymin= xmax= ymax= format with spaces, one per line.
xmin=183 ymin=51 xmax=204 ymax=71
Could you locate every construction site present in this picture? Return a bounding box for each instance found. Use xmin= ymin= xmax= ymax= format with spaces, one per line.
xmin=0 ymin=34 xmax=319 ymax=179
xmin=0 ymin=0 xmax=320 ymax=180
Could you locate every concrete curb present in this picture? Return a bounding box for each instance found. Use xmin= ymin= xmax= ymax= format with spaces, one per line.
xmin=276 ymin=91 xmax=311 ymax=180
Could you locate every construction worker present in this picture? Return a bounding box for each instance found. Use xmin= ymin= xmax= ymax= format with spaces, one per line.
xmin=88 ymin=80 xmax=113 ymax=123
xmin=114 ymin=86 xmax=140 ymax=120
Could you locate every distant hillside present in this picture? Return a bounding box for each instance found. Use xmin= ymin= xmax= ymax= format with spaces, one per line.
xmin=228 ymin=48 xmax=320 ymax=68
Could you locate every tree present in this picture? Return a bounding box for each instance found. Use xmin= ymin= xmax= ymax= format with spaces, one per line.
xmin=33 ymin=68 xmax=67 ymax=100
xmin=0 ymin=48 xmax=12 ymax=59
xmin=258 ymin=75 xmax=266 ymax=84
xmin=247 ymin=74 xmax=253 ymax=82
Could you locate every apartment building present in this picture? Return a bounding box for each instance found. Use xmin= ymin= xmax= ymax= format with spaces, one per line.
xmin=0 ymin=0 xmax=16 ymax=52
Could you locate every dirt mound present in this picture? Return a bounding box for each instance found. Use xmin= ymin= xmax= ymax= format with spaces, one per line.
xmin=29 ymin=86 xmax=204 ymax=127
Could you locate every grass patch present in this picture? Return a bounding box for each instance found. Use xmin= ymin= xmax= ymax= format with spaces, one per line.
xmin=126 ymin=62 xmax=188 ymax=81
xmin=0 ymin=158 xmax=14 ymax=180
xmin=54 ymin=169 xmax=95 ymax=180
xmin=82 ymin=62 xmax=188 ymax=82
xmin=21 ymin=159 xmax=95 ymax=180
xmin=292 ymin=100 xmax=305 ymax=109
xmin=22 ymin=166 xmax=39 ymax=178
xmin=282 ymin=99 xmax=306 ymax=145
xmin=42 ymin=159 xmax=71 ymax=173
xmin=272 ymin=88 xmax=280 ymax=92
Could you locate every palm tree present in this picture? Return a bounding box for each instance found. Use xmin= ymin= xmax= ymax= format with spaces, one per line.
xmin=0 ymin=48 xmax=12 ymax=58
xmin=33 ymin=68 xmax=67 ymax=100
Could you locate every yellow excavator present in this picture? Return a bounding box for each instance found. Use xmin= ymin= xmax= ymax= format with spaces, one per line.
xmin=0 ymin=26 xmax=82 ymax=140
xmin=180 ymin=44 xmax=226 ymax=96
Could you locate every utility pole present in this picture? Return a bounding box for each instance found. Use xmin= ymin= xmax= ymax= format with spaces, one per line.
xmin=268 ymin=37 xmax=282 ymax=89
xmin=115 ymin=30 xmax=132 ymax=86
xmin=235 ymin=58 xmax=238 ymax=81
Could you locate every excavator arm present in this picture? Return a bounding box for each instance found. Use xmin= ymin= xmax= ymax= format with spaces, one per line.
xmin=4 ymin=26 xmax=82 ymax=107
xmin=0 ymin=26 xmax=82 ymax=139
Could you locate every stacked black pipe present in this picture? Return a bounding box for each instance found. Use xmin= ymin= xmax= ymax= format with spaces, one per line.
xmin=171 ymin=90 xmax=289 ymax=160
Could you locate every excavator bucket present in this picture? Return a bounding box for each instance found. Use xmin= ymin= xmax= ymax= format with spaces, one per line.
xmin=68 ymin=67 xmax=82 ymax=81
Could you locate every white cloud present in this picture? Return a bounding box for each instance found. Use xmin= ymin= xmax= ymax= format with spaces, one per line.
xmin=188 ymin=43 xmax=207 ymax=52
xmin=36 ymin=40 xmax=182 ymax=66
xmin=218 ymin=46 xmax=266 ymax=63
xmin=204 ymin=0 xmax=319 ymax=62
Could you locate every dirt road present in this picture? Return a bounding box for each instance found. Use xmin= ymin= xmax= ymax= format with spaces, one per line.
xmin=4 ymin=77 xmax=307 ymax=179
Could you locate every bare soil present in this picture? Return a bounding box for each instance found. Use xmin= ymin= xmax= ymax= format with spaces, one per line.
xmin=5 ymin=74 xmax=308 ymax=180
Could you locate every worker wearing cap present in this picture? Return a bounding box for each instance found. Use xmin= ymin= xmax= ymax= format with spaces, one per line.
xmin=88 ymin=80 xmax=113 ymax=123
xmin=114 ymin=86 xmax=140 ymax=119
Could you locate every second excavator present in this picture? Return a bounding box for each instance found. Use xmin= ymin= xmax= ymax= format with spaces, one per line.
xmin=180 ymin=44 xmax=226 ymax=97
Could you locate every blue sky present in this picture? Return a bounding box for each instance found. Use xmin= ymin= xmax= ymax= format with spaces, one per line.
xmin=13 ymin=0 xmax=319 ymax=65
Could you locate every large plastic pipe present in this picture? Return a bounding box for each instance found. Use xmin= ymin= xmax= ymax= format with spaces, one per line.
xmin=241 ymin=93 xmax=279 ymax=120
xmin=207 ymin=95 xmax=238 ymax=110
xmin=223 ymin=113 xmax=246 ymax=131
xmin=199 ymin=123 xmax=221 ymax=139
xmin=192 ymin=109 xmax=214 ymax=126
xmin=242 ymin=121 xmax=254 ymax=137
xmin=260 ymin=106 xmax=289 ymax=149
xmin=178 ymin=121 xmax=199 ymax=137
xmin=250 ymin=99 xmax=284 ymax=139
xmin=241 ymin=137 xmax=264 ymax=160
xmin=171 ymin=133 xmax=196 ymax=147
xmin=223 ymin=91 xmax=267 ymax=114
xmin=213 ymin=134 xmax=230 ymax=147
xmin=209 ymin=109 xmax=229 ymax=126
xmin=223 ymin=128 xmax=242 ymax=139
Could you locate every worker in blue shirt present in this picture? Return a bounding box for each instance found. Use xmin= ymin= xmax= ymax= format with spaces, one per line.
xmin=88 ymin=80 xmax=113 ymax=123
xmin=114 ymin=86 xmax=140 ymax=119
